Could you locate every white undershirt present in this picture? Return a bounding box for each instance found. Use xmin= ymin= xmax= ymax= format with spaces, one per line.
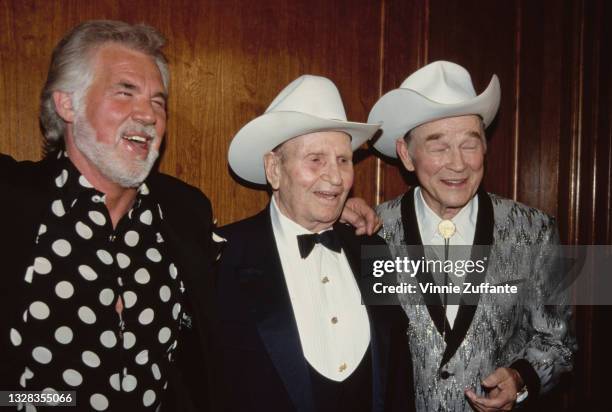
xmin=270 ymin=197 xmax=370 ymax=381
xmin=414 ymin=187 xmax=478 ymax=327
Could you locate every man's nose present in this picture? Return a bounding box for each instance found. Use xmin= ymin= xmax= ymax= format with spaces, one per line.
xmin=132 ymin=98 xmax=156 ymax=125
xmin=323 ymin=161 xmax=343 ymax=185
xmin=445 ymin=148 xmax=466 ymax=171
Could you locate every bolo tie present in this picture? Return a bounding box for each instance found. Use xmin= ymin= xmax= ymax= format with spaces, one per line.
xmin=437 ymin=219 xmax=456 ymax=342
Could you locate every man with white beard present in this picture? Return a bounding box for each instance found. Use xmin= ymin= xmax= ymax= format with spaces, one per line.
xmin=0 ymin=20 xmax=220 ymax=412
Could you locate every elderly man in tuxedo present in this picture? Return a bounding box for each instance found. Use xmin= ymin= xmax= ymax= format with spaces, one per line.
xmin=214 ymin=75 xmax=413 ymax=412
xmin=368 ymin=61 xmax=575 ymax=412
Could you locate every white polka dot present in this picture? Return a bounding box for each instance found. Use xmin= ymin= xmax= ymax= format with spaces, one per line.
xmin=78 ymin=306 xmax=96 ymax=324
xmin=76 ymin=266 xmax=97 ymax=283
xmin=75 ymin=221 xmax=93 ymax=239
xmin=99 ymin=288 xmax=114 ymax=306
xmin=143 ymin=389 xmax=156 ymax=407
xmin=55 ymin=326 xmax=73 ymax=344
xmin=123 ymin=290 xmax=137 ymax=308
xmin=100 ymin=331 xmax=117 ymax=348
xmin=33 ymin=257 xmax=52 ymax=274
xmin=122 ymin=374 xmax=137 ymax=392
xmin=79 ymin=175 xmax=94 ymax=188
xmin=117 ymin=277 xmax=124 ymax=287
xmin=38 ymin=224 xmax=47 ymax=236
xmin=51 ymin=199 xmax=65 ymax=217
xmin=109 ymin=373 xmax=121 ymax=391
xmin=139 ymin=308 xmax=155 ymax=325
xmin=140 ymin=184 xmax=150 ymax=195
xmin=159 ymin=285 xmax=171 ymax=302
xmin=82 ymin=350 xmax=100 ymax=368
xmin=169 ymin=263 xmax=178 ymax=279
xmin=97 ymin=250 xmax=113 ymax=265
xmin=42 ymin=387 xmax=59 ymax=406
xmin=24 ymin=265 xmax=34 ymax=283
xmin=146 ymin=248 xmax=162 ymax=262
xmin=158 ymin=327 xmax=171 ymax=344
xmin=10 ymin=328 xmax=22 ymax=346
xmin=25 ymin=403 xmax=36 ymax=412
xmin=29 ymin=301 xmax=50 ymax=320
xmin=158 ymin=204 xmax=164 ymax=219
xmin=156 ymin=232 xmax=164 ymax=243
xmin=32 ymin=346 xmax=52 ymax=364
xmin=140 ymin=210 xmax=153 ymax=225
xmin=125 ymin=231 xmax=140 ymax=247
xmin=90 ymin=393 xmax=108 ymax=411
xmin=89 ymin=210 xmax=106 ymax=226
xmin=123 ymin=331 xmax=136 ymax=349
xmin=63 ymin=369 xmax=83 ymax=386
xmin=135 ymin=349 xmax=149 ymax=365
xmin=51 ymin=239 xmax=72 ymax=257
xmin=117 ymin=253 xmax=131 ymax=269
xmin=55 ymin=169 xmax=68 ymax=187
xmin=151 ymin=363 xmax=161 ymax=380
xmin=22 ymin=309 xmax=28 ymax=322
xmin=134 ymin=268 xmax=150 ymax=284
xmin=55 ymin=281 xmax=74 ymax=299
xmin=172 ymin=303 xmax=181 ymax=320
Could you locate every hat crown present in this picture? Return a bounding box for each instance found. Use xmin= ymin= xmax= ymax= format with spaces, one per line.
xmin=265 ymin=75 xmax=348 ymax=122
xmin=399 ymin=61 xmax=477 ymax=104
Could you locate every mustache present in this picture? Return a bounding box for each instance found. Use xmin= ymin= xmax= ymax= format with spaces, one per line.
xmin=116 ymin=120 xmax=159 ymax=142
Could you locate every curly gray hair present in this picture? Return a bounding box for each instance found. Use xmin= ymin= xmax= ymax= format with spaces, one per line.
xmin=40 ymin=20 xmax=169 ymax=154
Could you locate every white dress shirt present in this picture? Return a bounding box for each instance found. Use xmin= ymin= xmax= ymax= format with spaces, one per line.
xmin=270 ymin=197 xmax=370 ymax=381
xmin=414 ymin=187 xmax=478 ymax=327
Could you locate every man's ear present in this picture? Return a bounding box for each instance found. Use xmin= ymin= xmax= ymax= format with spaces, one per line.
xmin=396 ymin=138 xmax=415 ymax=172
xmin=52 ymin=91 xmax=76 ymax=123
xmin=264 ymin=152 xmax=281 ymax=190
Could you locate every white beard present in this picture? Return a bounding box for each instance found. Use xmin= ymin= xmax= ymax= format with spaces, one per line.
xmin=72 ymin=110 xmax=159 ymax=188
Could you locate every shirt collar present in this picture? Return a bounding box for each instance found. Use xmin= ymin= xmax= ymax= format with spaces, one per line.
xmin=414 ymin=186 xmax=478 ymax=245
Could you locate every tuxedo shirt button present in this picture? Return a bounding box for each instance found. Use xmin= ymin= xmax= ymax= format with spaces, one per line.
xmin=331 ymin=316 xmax=338 ymax=324
xmin=321 ymin=276 xmax=329 ymax=284
xmin=339 ymin=363 xmax=347 ymax=372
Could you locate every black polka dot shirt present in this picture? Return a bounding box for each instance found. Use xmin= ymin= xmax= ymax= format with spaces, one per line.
xmin=10 ymin=152 xmax=185 ymax=411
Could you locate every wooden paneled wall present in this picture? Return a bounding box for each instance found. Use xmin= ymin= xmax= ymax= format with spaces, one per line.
xmin=1 ymin=0 xmax=609 ymax=410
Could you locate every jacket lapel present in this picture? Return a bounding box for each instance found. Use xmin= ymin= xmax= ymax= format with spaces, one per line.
xmin=400 ymin=188 xmax=495 ymax=367
xmin=439 ymin=190 xmax=494 ymax=366
xmin=238 ymin=208 xmax=314 ymax=412
xmin=400 ymin=188 xmax=451 ymax=339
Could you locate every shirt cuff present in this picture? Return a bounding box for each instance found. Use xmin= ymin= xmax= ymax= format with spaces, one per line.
xmin=510 ymin=359 xmax=541 ymax=401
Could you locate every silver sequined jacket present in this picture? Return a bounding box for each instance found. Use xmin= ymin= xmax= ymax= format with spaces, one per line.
xmin=376 ymin=190 xmax=576 ymax=412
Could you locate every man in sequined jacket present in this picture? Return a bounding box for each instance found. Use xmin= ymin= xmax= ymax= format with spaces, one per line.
xmin=367 ymin=61 xmax=576 ymax=412
xmin=0 ymin=20 xmax=219 ymax=412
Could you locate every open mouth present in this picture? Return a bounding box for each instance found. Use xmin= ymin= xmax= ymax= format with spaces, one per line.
xmin=440 ymin=178 xmax=468 ymax=187
xmin=122 ymin=133 xmax=152 ymax=155
xmin=314 ymin=190 xmax=342 ymax=201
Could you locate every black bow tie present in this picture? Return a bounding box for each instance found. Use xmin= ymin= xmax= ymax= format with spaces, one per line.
xmin=297 ymin=230 xmax=342 ymax=259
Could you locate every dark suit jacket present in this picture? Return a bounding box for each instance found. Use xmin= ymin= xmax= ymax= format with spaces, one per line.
xmin=0 ymin=153 xmax=216 ymax=412
xmin=213 ymin=206 xmax=413 ymax=412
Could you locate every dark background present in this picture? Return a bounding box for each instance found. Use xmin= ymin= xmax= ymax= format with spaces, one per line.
xmin=0 ymin=1 xmax=609 ymax=410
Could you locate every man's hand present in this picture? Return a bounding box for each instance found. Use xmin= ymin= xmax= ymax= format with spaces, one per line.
xmin=340 ymin=197 xmax=381 ymax=236
xmin=465 ymin=367 xmax=524 ymax=411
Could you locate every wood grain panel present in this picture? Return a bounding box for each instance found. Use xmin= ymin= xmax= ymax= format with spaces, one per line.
xmin=0 ymin=0 xmax=382 ymax=226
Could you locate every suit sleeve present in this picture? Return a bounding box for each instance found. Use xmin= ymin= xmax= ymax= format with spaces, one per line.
xmin=510 ymin=218 xmax=576 ymax=397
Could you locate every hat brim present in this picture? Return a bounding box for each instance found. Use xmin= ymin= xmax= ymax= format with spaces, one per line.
xmin=368 ymin=75 xmax=500 ymax=158
xmin=228 ymin=111 xmax=380 ymax=184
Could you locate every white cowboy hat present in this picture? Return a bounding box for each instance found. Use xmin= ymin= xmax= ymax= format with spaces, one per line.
xmin=368 ymin=60 xmax=501 ymax=158
xmin=228 ymin=75 xmax=380 ymax=184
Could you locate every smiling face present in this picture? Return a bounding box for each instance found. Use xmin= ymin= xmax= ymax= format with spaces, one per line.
xmin=66 ymin=43 xmax=167 ymax=188
xmin=397 ymin=115 xmax=486 ymax=219
xmin=264 ymin=131 xmax=354 ymax=232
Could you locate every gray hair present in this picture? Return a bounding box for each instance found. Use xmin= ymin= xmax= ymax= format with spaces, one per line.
xmin=40 ymin=20 xmax=169 ymax=154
